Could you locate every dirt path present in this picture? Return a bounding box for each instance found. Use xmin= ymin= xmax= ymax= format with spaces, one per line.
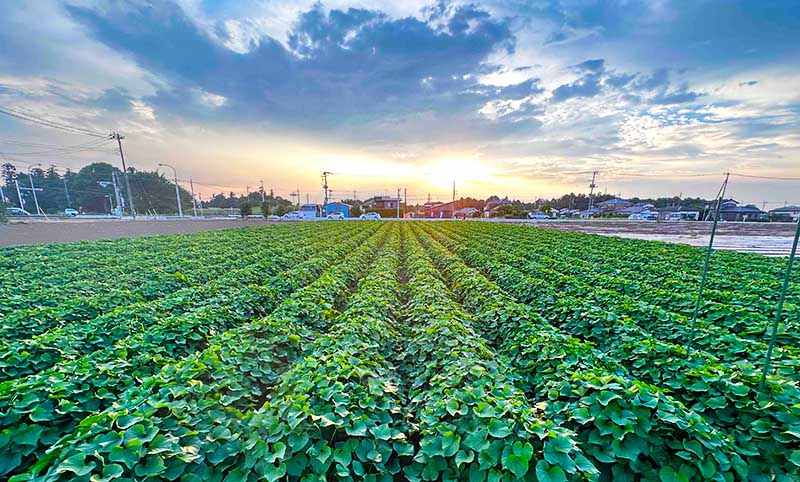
xmin=0 ymin=218 xmax=280 ymax=247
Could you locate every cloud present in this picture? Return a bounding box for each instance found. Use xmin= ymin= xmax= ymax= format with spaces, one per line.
xmin=63 ymin=0 xmax=520 ymax=142
xmin=550 ymin=73 xmax=602 ymax=102
xmin=739 ymin=80 xmax=758 ymax=87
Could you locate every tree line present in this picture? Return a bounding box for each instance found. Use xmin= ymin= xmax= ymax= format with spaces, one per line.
xmin=0 ymin=162 xmax=296 ymax=216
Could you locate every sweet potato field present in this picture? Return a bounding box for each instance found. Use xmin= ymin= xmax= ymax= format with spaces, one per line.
xmin=1 ymin=221 xmax=799 ymax=481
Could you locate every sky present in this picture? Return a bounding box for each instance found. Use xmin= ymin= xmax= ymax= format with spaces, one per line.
xmin=0 ymin=0 xmax=798 ymax=205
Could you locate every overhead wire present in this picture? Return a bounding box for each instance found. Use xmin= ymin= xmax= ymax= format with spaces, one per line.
xmin=0 ymin=106 xmax=111 ymax=139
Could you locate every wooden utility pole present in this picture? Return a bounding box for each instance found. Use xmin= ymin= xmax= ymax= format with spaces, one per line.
xmin=112 ymin=132 xmax=136 ymax=218
xmin=190 ymin=179 xmax=198 ymax=217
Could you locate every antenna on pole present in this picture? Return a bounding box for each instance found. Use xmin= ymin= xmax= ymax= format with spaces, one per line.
xmin=588 ymin=171 xmax=598 ymax=212
xmin=322 ymin=171 xmax=333 ymax=206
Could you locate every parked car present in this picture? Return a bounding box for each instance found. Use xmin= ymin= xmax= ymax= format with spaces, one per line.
xmin=527 ymin=211 xmax=549 ymax=220
xmin=326 ymin=212 xmax=344 ymax=220
xmin=282 ymin=211 xmax=301 ymax=220
xmin=63 ymin=208 xmax=79 ymax=217
xmin=5 ymin=207 xmax=30 ymax=217
xmin=359 ymin=212 xmax=381 ymax=220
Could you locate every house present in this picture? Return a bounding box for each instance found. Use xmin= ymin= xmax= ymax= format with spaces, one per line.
xmin=657 ymin=206 xmax=700 ymax=221
xmin=422 ymin=199 xmax=484 ymax=218
xmin=717 ymin=200 xmax=767 ymax=222
xmin=619 ymin=203 xmax=655 ymax=216
xmin=361 ymin=196 xmax=402 ymax=218
xmin=578 ymin=207 xmax=601 ymax=218
xmin=454 ymin=207 xmax=480 ymax=218
xmin=598 ymin=198 xmax=632 ymax=212
xmin=298 ymin=203 xmax=321 ymax=219
xmin=769 ymin=205 xmax=800 ymax=222
xmin=362 ymin=196 xmax=400 ymax=210
xmin=323 ymin=202 xmax=350 ymax=218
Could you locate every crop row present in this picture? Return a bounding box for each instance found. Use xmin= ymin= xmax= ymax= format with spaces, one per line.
xmin=0 ymin=224 xmax=360 ymax=382
xmin=0 ymin=227 xmax=290 ymax=315
xmin=411 ymin=224 xmax=749 ymax=481
xmin=420 ymin=222 xmax=800 ymax=480
xmin=0 ymin=222 xmax=378 ymax=476
xmin=437 ymin=222 xmax=800 ymax=358
xmin=9 ymin=224 xmax=390 ymax=480
xmin=486 ymin=223 xmax=800 ymax=309
xmin=0 ymin=224 xmax=326 ymax=341
xmin=465 ymin=223 xmax=798 ymax=344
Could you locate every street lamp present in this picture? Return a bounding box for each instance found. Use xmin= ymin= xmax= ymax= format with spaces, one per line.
xmin=158 ymin=163 xmax=183 ymax=217
xmin=27 ymin=163 xmax=42 ymax=216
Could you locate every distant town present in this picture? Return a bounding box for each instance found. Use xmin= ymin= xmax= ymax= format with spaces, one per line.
xmin=2 ymin=161 xmax=799 ymax=223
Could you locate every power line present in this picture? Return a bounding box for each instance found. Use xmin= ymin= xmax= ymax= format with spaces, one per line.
xmin=731 ymin=172 xmax=800 ymax=181
xmin=0 ymin=105 xmax=110 ymax=139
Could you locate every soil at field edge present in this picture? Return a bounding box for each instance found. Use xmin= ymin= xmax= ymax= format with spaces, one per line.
xmin=0 ymin=219 xmax=281 ymax=247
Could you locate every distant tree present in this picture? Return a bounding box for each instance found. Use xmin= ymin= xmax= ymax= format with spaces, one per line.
xmin=350 ymin=205 xmax=362 ymax=217
xmin=0 ymin=200 xmax=6 ymax=223
xmin=493 ymin=204 xmax=527 ymax=219
xmin=239 ymin=201 xmax=252 ymax=217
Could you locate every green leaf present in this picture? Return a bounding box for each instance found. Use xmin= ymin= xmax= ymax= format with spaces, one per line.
xmin=134 ymin=455 xmax=166 ymax=477
xmin=334 ymin=445 xmax=353 ymax=466
xmin=370 ymin=424 xmax=393 ymax=441
xmin=90 ymin=463 xmax=124 ymax=482
xmin=487 ymin=419 xmax=511 ymax=438
xmin=263 ymin=463 xmax=287 ymax=482
xmin=456 ymin=450 xmax=474 ymax=468
xmin=56 ymin=454 xmax=96 ymax=477
xmin=502 ymin=442 xmax=533 ymax=478
xmin=789 ymin=450 xmax=800 ymax=467
xmin=16 ymin=424 xmax=44 ymax=447
xmin=346 ymin=420 xmax=368 ymax=436
xmin=223 ymin=468 xmax=249 ymax=482
xmin=535 ymin=460 xmax=567 ymax=482
xmin=465 ymin=428 xmax=489 ymax=451
xmin=659 ymin=466 xmax=690 ymax=482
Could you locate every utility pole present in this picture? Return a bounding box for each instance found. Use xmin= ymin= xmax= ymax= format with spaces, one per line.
xmin=322 ymin=171 xmax=333 ymax=207
xmin=404 ymin=188 xmax=407 ymax=209
xmin=396 ymin=188 xmax=401 ymax=218
xmin=353 ymin=190 xmax=357 ymax=201
xmin=588 ymin=171 xmax=598 ymax=212
xmin=427 ymin=192 xmax=431 ymax=204
xmin=112 ymin=131 xmax=136 ymax=218
xmin=63 ymin=177 xmax=72 ymax=208
xmin=28 ymin=164 xmax=43 ymax=216
xmin=158 ymin=163 xmax=183 ymax=217
xmin=14 ymin=178 xmax=24 ymax=209
xmin=190 ymin=179 xmax=198 ymax=217
xmin=111 ymin=172 xmax=123 ymax=214
xmin=259 ymin=180 xmax=266 ymax=203
xmin=452 ymin=180 xmax=456 ymax=203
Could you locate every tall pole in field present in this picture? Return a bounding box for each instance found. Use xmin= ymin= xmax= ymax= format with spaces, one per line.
xmin=190 ymin=178 xmax=198 ymax=217
xmin=689 ymin=173 xmax=729 ymax=328
xmin=588 ymin=171 xmax=598 ymax=213
xmin=62 ymin=176 xmax=72 ymax=208
xmin=112 ymin=132 xmax=136 ymax=218
xmin=158 ymin=163 xmax=183 ymax=217
xmin=396 ymin=188 xmax=401 ymax=218
xmin=14 ymin=178 xmax=24 ymax=209
xmin=762 ymin=214 xmax=800 ymax=382
xmin=28 ymin=164 xmax=42 ymax=215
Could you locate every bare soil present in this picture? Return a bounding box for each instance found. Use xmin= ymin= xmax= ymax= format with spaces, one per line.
xmin=0 ymin=218 xmax=279 ymax=247
xmin=521 ymin=220 xmax=798 ymax=256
